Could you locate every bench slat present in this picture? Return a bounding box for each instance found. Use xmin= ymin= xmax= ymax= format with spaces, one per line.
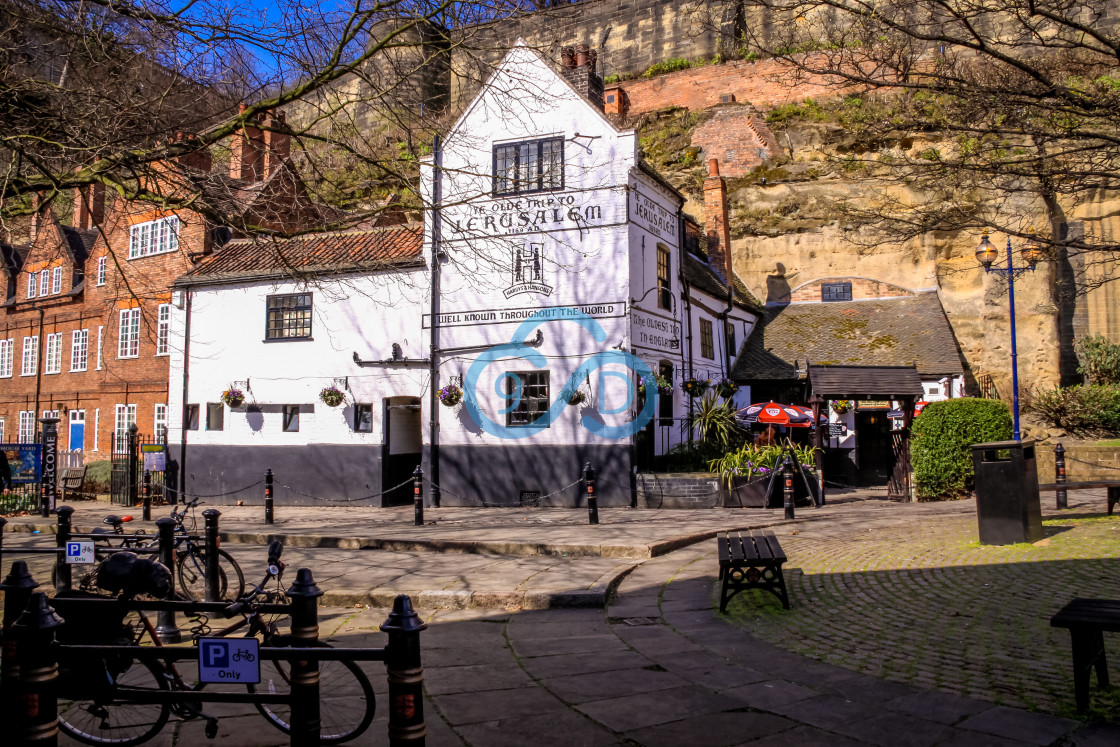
xmin=729 ymin=533 xmax=746 ymax=563
xmin=1052 ymin=599 xmax=1120 ymax=630
xmin=759 ymin=533 xmax=787 ymax=562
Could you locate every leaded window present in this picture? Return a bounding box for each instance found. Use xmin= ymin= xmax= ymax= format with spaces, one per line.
xmin=504 ymin=371 xmax=550 ymax=427
xmin=700 ymin=319 xmax=714 ymax=360
xmin=129 ymin=216 xmax=179 ymax=259
xmin=493 ymin=137 xmax=564 ymax=196
xmin=266 ymin=293 xmax=312 ymax=340
xmin=657 ymin=245 xmax=672 ymax=310
xmin=822 ymin=282 xmax=853 ymax=302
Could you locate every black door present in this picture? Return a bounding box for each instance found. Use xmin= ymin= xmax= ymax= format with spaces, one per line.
xmin=382 ymin=397 xmax=422 ymax=506
xmin=855 ymin=411 xmax=892 ymax=485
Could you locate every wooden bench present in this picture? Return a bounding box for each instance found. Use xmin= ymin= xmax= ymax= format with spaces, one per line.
xmin=1038 ymin=481 xmax=1118 ymax=514
xmin=1050 ymin=598 xmax=1120 ymax=711
xmin=59 ymin=466 xmax=87 ymax=501
xmin=717 ymin=530 xmax=790 ymax=612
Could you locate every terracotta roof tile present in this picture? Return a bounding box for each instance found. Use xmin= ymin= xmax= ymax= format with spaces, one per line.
xmin=178 ymin=225 xmax=423 ymax=284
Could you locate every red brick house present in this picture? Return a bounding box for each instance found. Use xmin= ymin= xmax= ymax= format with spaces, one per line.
xmin=0 ymin=111 xmax=317 ymax=461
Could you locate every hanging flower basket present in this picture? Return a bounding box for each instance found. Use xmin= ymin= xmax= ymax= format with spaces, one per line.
xmin=566 ymin=389 xmax=586 ymax=406
xmin=320 ymin=386 xmax=345 ymax=407
xmin=639 ymin=375 xmax=673 ymax=397
xmin=439 ymin=383 xmax=462 ymax=407
xmin=221 ymin=387 xmax=244 ymax=408
xmin=715 ymin=379 xmax=739 ymax=399
xmin=681 ymin=378 xmax=711 ymax=398
xmin=831 ymin=399 xmax=853 ymax=415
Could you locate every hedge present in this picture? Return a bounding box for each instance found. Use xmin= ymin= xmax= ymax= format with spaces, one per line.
xmin=911 ymin=398 xmax=1012 ymax=499
xmin=1025 ymin=384 xmax=1120 ymax=435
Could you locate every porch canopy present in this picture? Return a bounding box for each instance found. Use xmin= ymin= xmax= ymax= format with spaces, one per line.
xmin=807 ymin=364 xmax=923 ymax=401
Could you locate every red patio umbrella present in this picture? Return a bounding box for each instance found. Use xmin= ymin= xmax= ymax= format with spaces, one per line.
xmin=739 ymin=402 xmax=812 ymax=427
xmin=887 ymin=401 xmax=931 ymax=419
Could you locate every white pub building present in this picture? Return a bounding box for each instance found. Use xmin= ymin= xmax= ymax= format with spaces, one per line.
xmin=168 ymin=42 xmax=760 ymax=506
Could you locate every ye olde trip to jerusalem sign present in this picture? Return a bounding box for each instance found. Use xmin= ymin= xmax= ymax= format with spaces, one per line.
xmin=446 ymin=192 xmax=611 ymax=237
xmin=630 ymin=190 xmax=678 ymax=241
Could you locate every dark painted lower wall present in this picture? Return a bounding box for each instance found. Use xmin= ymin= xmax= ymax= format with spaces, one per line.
xmin=429 ymin=444 xmax=634 ymax=507
xmin=183 ymin=445 xmax=383 ymax=506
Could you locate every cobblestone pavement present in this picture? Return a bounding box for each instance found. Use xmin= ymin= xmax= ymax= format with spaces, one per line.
xmin=722 ymin=508 xmax=1120 ymax=718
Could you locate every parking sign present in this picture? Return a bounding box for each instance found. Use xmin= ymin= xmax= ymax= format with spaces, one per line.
xmin=198 ymin=638 xmax=260 ymax=684
xmin=65 ymin=541 xmax=95 ymax=564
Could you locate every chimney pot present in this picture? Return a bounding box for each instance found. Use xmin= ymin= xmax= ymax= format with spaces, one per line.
xmin=575 ymin=44 xmax=589 ymax=67
xmin=708 ymin=159 xmax=720 ymax=177
xmin=561 ymin=47 xmax=575 ymax=69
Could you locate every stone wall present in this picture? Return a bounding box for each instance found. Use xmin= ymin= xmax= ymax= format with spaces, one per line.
xmin=637 ymin=472 xmax=724 ymax=508
xmin=1036 ymin=444 xmax=1120 ymax=484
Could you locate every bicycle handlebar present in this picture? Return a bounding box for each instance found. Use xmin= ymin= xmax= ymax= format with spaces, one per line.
xmin=222 ymin=541 xmax=286 ymax=618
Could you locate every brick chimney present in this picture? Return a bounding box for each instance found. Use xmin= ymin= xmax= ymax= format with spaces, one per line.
xmin=261 ymin=112 xmax=290 ymax=179
xmin=704 ymin=158 xmax=734 ymax=286
xmin=230 ymin=104 xmax=265 ymax=181
xmin=559 ymin=44 xmax=604 ymax=111
xmin=73 ymin=181 xmax=105 ymax=230
xmin=172 ymin=132 xmax=213 ymax=173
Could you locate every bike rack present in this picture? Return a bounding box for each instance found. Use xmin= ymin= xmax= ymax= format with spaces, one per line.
xmin=0 ymin=563 xmax=426 ymax=747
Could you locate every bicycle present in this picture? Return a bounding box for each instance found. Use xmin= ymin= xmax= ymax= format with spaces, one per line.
xmin=62 ymin=499 xmax=245 ymax=601
xmin=54 ymin=542 xmax=375 ymax=746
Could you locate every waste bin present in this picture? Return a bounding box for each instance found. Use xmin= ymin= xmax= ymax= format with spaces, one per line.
xmin=970 ymin=440 xmax=1042 ymax=545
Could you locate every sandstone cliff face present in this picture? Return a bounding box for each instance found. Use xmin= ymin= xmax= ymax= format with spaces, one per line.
xmin=636 ymin=109 xmax=1076 ymax=399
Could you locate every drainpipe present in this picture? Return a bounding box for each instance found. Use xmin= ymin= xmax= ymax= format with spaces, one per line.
xmin=428 ymin=134 xmax=443 ymax=508
xmin=680 ymin=214 xmax=695 ymax=444
xmin=177 ymin=287 xmax=192 ymax=504
xmin=33 ymin=305 xmax=44 ymax=419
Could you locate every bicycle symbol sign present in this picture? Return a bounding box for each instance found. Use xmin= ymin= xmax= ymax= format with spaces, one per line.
xmin=198 ymin=638 xmax=260 ymax=684
xmin=64 ymin=541 xmax=95 ymax=565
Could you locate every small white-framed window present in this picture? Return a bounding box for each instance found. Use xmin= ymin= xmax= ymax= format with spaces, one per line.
xmin=0 ymin=338 xmax=13 ymax=377
xmin=27 ymin=273 xmax=36 ymax=299
xmin=44 ymin=332 xmax=62 ymax=374
xmin=118 ymin=307 xmax=141 ymax=358
xmin=129 ymin=215 xmax=179 ymax=259
xmin=93 ymin=408 xmax=100 ymax=452
xmin=71 ymin=329 xmax=89 ymax=371
xmin=51 ymin=266 xmax=62 ymax=294
xmin=21 ymin=335 xmax=38 ymax=376
xmin=154 ymin=404 xmax=168 ymax=437
xmin=97 ymin=256 xmax=107 ymax=286
xmin=0 ymin=417 xmax=4 ymax=442
xmin=156 ymin=304 xmax=171 ymax=355
xmin=38 ymin=269 xmax=48 ymax=296
xmin=114 ymin=404 xmax=137 ymax=451
xmin=18 ymin=411 xmax=35 ymax=443
xmin=96 ymin=326 xmax=103 ymax=369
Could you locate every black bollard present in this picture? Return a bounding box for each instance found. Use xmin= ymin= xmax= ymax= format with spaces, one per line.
xmin=1 ymin=562 xmax=40 ymax=729
xmin=286 ymin=568 xmax=323 ymax=747
xmin=413 ymin=466 xmax=424 ymax=527
xmin=14 ymin=591 xmax=64 ymax=746
xmin=154 ymin=518 xmax=181 ymax=642
xmin=264 ymin=469 xmax=274 ymax=525
xmin=782 ymin=456 xmax=795 ymax=520
xmin=54 ymin=506 xmax=74 ymax=595
xmin=142 ymin=469 xmax=152 ymax=521
xmin=1054 ymin=442 xmax=1067 ymax=510
xmin=381 ymin=594 xmax=428 ymax=746
xmin=202 ymin=509 xmax=221 ymax=602
xmin=584 ymin=462 xmax=599 ymax=525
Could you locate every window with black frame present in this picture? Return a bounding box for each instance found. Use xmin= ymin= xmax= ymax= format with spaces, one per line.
xmin=282 ymin=405 xmax=300 ymax=432
xmin=659 ymin=361 xmax=674 ymax=426
xmin=266 ymin=293 xmax=312 ymax=340
xmin=505 ymin=371 xmax=550 ymax=427
xmin=493 ymin=138 xmax=564 ymax=196
xmin=700 ymin=318 xmax=714 ymax=359
xmin=185 ymin=404 xmax=199 ymax=431
xmin=354 ymin=404 xmax=373 ymax=432
xmin=657 ymin=245 xmax=672 ymax=310
xmin=821 ymin=282 xmax=852 ymax=302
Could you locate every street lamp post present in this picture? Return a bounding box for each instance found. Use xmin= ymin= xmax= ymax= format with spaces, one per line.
xmin=975 ymin=230 xmax=1045 ymax=441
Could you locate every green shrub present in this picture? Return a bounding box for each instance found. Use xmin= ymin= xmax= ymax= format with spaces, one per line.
xmin=1075 ymin=334 xmax=1120 ymax=385
xmin=84 ymin=460 xmax=112 ymax=496
xmin=1025 ymin=384 xmax=1120 ymax=435
xmin=643 ymin=57 xmax=695 ymax=78
xmin=911 ymin=398 xmax=1012 ymax=499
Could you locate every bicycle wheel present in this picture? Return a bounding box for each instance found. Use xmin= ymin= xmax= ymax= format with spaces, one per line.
xmin=177 ymin=548 xmax=245 ymax=601
xmin=248 ymin=639 xmax=375 ymax=744
xmin=58 ymin=657 xmax=171 ymax=746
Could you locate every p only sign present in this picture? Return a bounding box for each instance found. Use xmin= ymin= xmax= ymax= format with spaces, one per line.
xmin=65 ymin=541 xmax=95 ymax=565
xmin=198 ymin=638 xmax=260 ymax=684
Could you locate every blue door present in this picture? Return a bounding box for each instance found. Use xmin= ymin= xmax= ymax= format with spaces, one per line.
xmin=69 ymin=410 xmax=85 ymax=452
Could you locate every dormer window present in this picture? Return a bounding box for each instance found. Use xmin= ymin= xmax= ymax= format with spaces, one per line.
xmin=129 ymin=215 xmax=179 ymax=259
xmin=493 ymin=137 xmax=564 ymax=196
